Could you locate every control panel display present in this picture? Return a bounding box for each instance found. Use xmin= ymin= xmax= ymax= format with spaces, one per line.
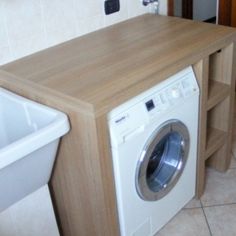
xmin=145 ymin=99 xmax=155 ymax=111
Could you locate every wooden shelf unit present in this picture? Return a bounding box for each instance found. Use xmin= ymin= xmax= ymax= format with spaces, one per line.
xmin=205 ymin=127 xmax=227 ymax=160
xmin=207 ymin=80 xmax=230 ymax=110
xmin=195 ymin=43 xmax=236 ymax=197
xmin=0 ymin=15 xmax=236 ymax=236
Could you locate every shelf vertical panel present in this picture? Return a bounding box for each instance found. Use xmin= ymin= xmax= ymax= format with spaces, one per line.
xmin=209 ymin=49 xmax=222 ymax=83
xmin=193 ymin=57 xmax=209 ymax=198
xmin=207 ymin=43 xmax=235 ymax=171
xmin=205 ymin=127 xmax=227 ymax=160
xmin=207 ymin=80 xmax=230 ymax=110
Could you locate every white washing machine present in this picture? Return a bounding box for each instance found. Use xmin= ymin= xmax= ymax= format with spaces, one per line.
xmin=108 ymin=67 xmax=199 ymax=236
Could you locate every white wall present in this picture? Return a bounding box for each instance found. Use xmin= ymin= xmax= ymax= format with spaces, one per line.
xmin=0 ymin=186 xmax=59 ymax=236
xmin=174 ymin=0 xmax=182 ymax=17
xmin=0 ymin=0 xmax=167 ymax=66
xmin=193 ymin=0 xmax=217 ymax=21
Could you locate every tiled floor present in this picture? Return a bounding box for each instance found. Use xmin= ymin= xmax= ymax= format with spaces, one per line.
xmin=154 ymin=106 xmax=236 ymax=236
xmin=155 ymin=154 xmax=236 ymax=236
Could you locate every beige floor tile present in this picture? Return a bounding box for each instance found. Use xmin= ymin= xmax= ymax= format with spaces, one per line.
xmin=184 ymin=197 xmax=201 ymax=209
xmin=204 ymin=204 xmax=236 ymax=236
xmin=201 ymin=168 xmax=236 ymax=207
xmin=154 ymin=208 xmax=211 ymax=236
xmin=230 ymin=154 xmax=236 ymax=169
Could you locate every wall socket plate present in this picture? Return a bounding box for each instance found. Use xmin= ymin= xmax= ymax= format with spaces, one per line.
xmin=104 ymin=0 xmax=120 ymax=15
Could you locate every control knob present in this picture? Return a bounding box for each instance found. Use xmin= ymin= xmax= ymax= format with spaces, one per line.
xmin=171 ymin=87 xmax=181 ymax=98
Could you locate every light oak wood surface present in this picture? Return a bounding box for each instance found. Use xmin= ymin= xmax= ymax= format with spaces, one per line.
xmin=207 ymin=80 xmax=230 ymax=110
xmin=0 ymin=14 xmax=236 ymax=236
xmin=2 ymin=14 xmax=236 ymax=116
xmin=207 ymin=44 xmax=236 ymax=171
xmin=205 ymin=127 xmax=227 ymax=159
xmin=193 ymin=58 xmax=209 ymax=197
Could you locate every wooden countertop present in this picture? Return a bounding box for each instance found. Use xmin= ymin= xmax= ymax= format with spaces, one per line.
xmin=1 ymin=14 xmax=236 ymax=116
xmin=0 ymin=14 xmax=236 ymax=236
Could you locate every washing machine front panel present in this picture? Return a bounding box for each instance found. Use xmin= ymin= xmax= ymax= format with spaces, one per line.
xmin=136 ymin=119 xmax=190 ymax=201
xmin=108 ymin=67 xmax=199 ymax=149
xmin=108 ymin=66 xmax=199 ymax=236
xmin=109 ymin=99 xmax=199 ymax=236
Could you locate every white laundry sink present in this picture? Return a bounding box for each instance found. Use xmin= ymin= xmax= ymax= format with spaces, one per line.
xmin=0 ymin=87 xmax=70 ymax=212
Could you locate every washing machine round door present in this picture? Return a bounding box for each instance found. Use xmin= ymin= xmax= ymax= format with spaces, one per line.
xmin=135 ymin=120 xmax=190 ymax=201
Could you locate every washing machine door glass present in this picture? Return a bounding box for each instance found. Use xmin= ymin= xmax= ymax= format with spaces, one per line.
xmin=136 ymin=120 xmax=190 ymax=201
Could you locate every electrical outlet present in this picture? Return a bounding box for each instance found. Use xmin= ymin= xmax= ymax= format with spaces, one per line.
xmin=104 ymin=0 xmax=120 ymax=15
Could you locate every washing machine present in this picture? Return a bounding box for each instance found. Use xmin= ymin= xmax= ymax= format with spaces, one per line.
xmin=108 ymin=67 xmax=199 ymax=236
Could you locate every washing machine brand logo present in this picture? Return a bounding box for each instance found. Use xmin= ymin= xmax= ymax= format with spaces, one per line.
xmin=115 ymin=116 xmax=126 ymax=124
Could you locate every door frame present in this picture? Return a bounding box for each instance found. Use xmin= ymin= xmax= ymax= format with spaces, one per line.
xmin=231 ymin=0 xmax=236 ymax=26
xmin=168 ymin=0 xmax=234 ymax=26
xmin=182 ymin=0 xmax=193 ymax=19
xmin=218 ymin=0 xmax=232 ymax=25
xmin=168 ymin=0 xmax=193 ymax=19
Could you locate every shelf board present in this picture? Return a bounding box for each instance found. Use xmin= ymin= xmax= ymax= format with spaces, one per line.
xmin=207 ymin=80 xmax=230 ymax=110
xmin=205 ymin=127 xmax=227 ymax=160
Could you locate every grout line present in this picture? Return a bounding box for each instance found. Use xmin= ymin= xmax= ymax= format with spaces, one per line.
xmin=201 ymin=206 xmax=213 ymax=236
xmin=183 ymin=206 xmax=202 ymax=209
xmin=200 ymin=198 xmax=203 ymax=208
xmin=200 ymin=199 xmax=213 ymax=236
xmin=202 ymin=202 xmax=236 ymax=208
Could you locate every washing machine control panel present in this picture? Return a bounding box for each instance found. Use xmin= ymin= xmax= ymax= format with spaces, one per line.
xmin=144 ymin=72 xmax=198 ymax=116
xmin=108 ymin=67 xmax=199 ymax=146
xmin=145 ymin=99 xmax=155 ymax=111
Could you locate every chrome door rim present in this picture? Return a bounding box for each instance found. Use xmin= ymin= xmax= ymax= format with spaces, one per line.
xmin=135 ymin=119 xmax=190 ymax=201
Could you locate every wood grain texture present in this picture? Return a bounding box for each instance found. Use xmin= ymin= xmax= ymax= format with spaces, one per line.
xmin=205 ymin=127 xmax=227 ymax=159
xmin=0 ymin=15 xmax=236 ymax=235
xmin=2 ymin=14 xmax=236 ymax=117
xmin=207 ymin=44 xmax=235 ymax=171
xmin=193 ymin=58 xmax=209 ymax=198
xmin=232 ymin=0 xmax=236 ymax=27
xmin=167 ymin=0 xmax=174 ymax=16
xmin=218 ymin=0 xmax=232 ymax=26
xmin=207 ymin=80 xmax=230 ymax=110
